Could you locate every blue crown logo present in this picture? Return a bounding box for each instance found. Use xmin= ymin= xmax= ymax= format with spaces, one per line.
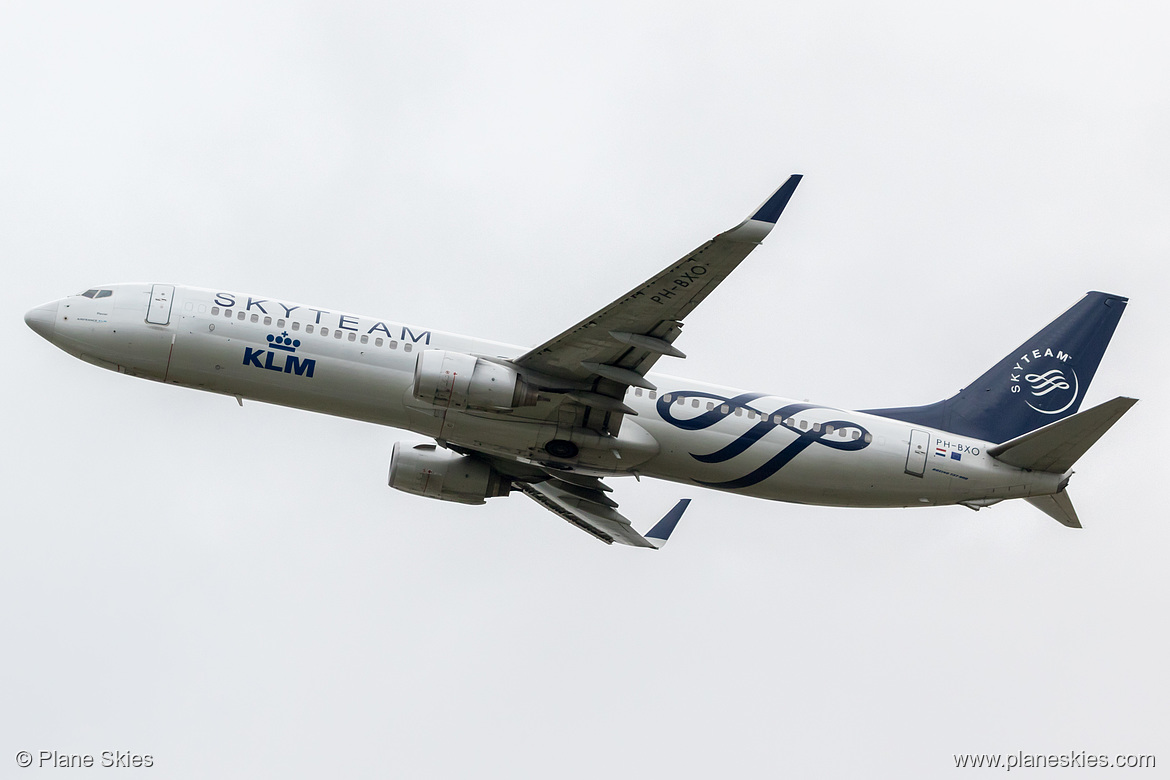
xmin=266 ymin=331 xmax=300 ymax=353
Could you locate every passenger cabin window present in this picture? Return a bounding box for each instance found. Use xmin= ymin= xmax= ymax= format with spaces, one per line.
xmin=692 ymin=399 xmax=700 ymax=408
xmin=251 ymin=314 xmax=259 ymax=323
xmin=375 ymin=338 xmax=383 ymax=347
xmin=648 ymin=391 xmax=656 ymax=400
xmin=348 ymin=332 xmax=356 ymax=342
xmin=720 ymin=405 xmax=729 ymax=414
xmin=291 ymin=322 xmax=300 ymax=331
xmin=224 ymin=309 xmax=232 ymax=317
xmin=321 ymin=328 xmax=329 ymax=337
xmin=277 ymin=318 xmax=285 ymax=328
xmin=212 ymin=306 xmax=220 ymax=315
xmin=264 ymin=316 xmax=272 ymax=326
xmin=334 ymin=330 xmax=342 ymax=339
xmin=306 ymin=324 xmax=314 ymax=333
xmin=360 ymin=335 xmax=368 ymax=344
xmin=237 ymin=311 xmax=245 ymax=321
xmin=404 ymin=343 xmax=412 ymax=352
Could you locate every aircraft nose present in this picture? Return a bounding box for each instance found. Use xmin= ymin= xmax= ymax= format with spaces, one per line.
xmin=25 ymin=300 xmax=59 ymax=340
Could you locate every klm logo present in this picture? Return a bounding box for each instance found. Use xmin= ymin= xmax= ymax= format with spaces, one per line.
xmin=243 ymin=332 xmax=316 ymax=378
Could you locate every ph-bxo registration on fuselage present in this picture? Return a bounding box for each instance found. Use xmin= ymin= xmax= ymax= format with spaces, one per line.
xmin=26 ymin=176 xmax=1136 ymax=548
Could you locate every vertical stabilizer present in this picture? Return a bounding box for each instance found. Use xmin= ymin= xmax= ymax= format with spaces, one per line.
xmin=866 ymin=292 xmax=1128 ymax=443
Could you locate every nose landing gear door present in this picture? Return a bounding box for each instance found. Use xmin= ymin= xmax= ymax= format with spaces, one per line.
xmin=905 ymin=429 xmax=930 ymax=477
xmin=146 ymin=284 xmax=175 ymax=325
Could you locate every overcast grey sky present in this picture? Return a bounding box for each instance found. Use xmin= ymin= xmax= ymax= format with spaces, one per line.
xmin=3 ymin=2 xmax=1168 ymax=777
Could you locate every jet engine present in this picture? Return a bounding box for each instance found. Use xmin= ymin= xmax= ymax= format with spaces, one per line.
xmin=387 ymin=442 xmax=510 ymax=505
xmin=412 ymin=349 xmax=540 ymax=411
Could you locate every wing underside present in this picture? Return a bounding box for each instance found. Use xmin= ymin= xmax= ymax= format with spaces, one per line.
xmin=511 ymin=175 xmax=803 ymax=437
xmin=518 ymin=479 xmax=689 ymax=548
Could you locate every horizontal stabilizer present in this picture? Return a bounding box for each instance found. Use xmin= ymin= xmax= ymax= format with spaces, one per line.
xmin=1026 ymin=491 xmax=1081 ymax=528
xmin=987 ymin=396 xmax=1137 ymax=472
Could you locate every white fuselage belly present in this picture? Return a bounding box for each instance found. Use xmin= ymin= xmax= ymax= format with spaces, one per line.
xmin=52 ymin=284 xmax=1062 ymax=509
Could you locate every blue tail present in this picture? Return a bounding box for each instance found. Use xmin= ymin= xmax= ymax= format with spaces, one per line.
xmin=865 ymin=292 xmax=1129 ymax=444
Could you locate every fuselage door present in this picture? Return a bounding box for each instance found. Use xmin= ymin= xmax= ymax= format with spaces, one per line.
xmin=905 ymin=429 xmax=930 ymax=477
xmin=146 ymin=284 xmax=175 ymax=325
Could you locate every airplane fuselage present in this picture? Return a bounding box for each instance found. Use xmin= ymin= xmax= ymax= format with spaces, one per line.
xmin=30 ymin=282 xmax=1064 ymax=511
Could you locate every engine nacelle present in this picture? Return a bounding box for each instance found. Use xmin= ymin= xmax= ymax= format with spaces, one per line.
xmin=412 ymin=349 xmax=538 ymax=411
xmin=387 ymin=442 xmax=509 ymax=505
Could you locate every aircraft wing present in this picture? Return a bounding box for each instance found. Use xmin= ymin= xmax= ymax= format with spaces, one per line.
xmin=512 ymin=175 xmax=802 ymax=428
xmin=518 ymin=478 xmax=689 ymax=548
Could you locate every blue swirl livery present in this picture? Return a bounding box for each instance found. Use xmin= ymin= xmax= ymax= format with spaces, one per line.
xmin=657 ymin=392 xmax=872 ymax=489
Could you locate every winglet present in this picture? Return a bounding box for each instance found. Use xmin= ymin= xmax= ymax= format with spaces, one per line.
xmin=644 ymin=498 xmax=690 ymax=549
xmin=722 ymin=175 xmax=803 ymax=243
xmin=750 ymin=174 xmax=803 ymax=224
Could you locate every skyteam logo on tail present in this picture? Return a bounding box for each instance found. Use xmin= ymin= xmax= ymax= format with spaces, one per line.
xmin=243 ymin=332 xmax=316 ymax=378
xmin=1008 ymin=346 xmax=1078 ymax=415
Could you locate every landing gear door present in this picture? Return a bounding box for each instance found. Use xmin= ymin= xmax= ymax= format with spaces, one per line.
xmin=146 ymin=284 xmax=175 ymax=325
xmin=905 ymin=429 xmax=930 ymax=477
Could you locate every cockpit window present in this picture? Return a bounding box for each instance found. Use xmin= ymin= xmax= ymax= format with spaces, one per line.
xmin=77 ymin=289 xmax=113 ymax=299
xmin=80 ymin=289 xmax=99 ymax=298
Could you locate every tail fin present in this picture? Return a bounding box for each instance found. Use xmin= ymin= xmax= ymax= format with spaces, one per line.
xmin=865 ymin=291 xmax=1128 ymax=443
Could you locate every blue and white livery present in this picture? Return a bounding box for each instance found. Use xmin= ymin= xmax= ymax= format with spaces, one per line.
xmin=25 ymin=176 xmax=1136 ymax=547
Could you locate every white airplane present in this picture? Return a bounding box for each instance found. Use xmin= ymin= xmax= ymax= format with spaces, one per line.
xmin=26 ymin=175 xmax=1136 ymax=548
